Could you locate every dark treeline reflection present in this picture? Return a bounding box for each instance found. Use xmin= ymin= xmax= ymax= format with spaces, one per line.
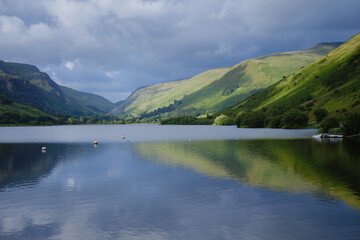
xmin=0 ymin=143 xmax=90 ymax=190
xmin=133 ymin=139 xmax=360 ymax=211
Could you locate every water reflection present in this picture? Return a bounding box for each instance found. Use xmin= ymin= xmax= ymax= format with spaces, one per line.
xmin=0 ymin=144 xmax=93 ymax=190
xmin=133 ymin=139 xmax=360 ymax=211
xmin=0 ymin=140 xmax=360 ymax=240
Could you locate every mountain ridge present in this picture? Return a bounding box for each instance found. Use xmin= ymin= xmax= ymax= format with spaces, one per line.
xmin=0 ymin=61 xmax=114 ymax=116
xmin=113 ymin=42 xmax=342 ymax=119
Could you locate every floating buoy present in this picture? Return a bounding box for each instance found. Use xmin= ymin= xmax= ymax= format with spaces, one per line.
xmin=42 ymin=146 xmax=47 ymax=152
xmin=94 ymin=140 xmax=98 ymax=145
xmin=121 ymin=136 xmax=125 ymax=139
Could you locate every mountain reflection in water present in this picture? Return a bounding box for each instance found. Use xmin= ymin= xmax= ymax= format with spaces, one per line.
xmin=133 ymin=139 xmax=360 ymax=211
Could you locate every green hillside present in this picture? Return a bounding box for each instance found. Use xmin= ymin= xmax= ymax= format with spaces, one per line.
xmin=111 ymin=67 xmax=230 ymax=116
xmin=0 ymin=61 xmax=114 ymax=116
xmin=178 ymin=43 xmax=342 ymax=114
xmin=60 ymin=86 xmax=115 ymax=113
xmin=221 ymin=32 xmax=360 ymax=129
xmin=0 ymin=94 xmax=56 ymax=125
xmin=0 ymin=61 xmax=64 ymax=97
xmin=113 ymin=43 xmax=340 ymax=119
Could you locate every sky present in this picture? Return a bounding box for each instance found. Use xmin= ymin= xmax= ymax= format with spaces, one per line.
xmin=0 ymin=0 xmax=359 ymax=102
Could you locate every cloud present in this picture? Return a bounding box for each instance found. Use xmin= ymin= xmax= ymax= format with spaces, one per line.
xmin=64 ymin=59 xmax=79 ymax=70
xmin=65 ymin=61 xmax=74 ymax=70
xmin=105 ymin=70 xmax=120 ymax=79
xmin=0 ymin=0 xmax=359 ymax=101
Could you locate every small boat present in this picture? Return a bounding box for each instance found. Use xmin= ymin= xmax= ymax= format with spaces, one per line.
xmin=312 ymin=133 xmax=343 ymax=139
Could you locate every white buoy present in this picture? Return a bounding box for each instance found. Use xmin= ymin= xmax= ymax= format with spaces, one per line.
xmin=42 ymin=146 xmax=47 ymax=152
xmin=94 ymin=140 xmax=98 ymax=145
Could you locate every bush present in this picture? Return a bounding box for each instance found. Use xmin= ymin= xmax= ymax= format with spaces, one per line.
xmin=281 ymin=109 xmax=308 ymax=129
xmin=319 ymin=117 xmax=339 ymax=133
xmin=313 ymin=108 xmax=328 ymax=123
xmin=341 ymin=113 xmax=360 ymax=136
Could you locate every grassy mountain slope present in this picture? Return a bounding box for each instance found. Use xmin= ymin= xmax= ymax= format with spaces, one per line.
xmin=223 ymin=32 xmax=360 ymax=124
xmin=0 ymin=61 xmax=114 ymax=116
xmin=113 ymin=43 xmax=340 ymax=118
xmin=0 ymin=94 xmax=56 ymax=125
xmin=0 ymin=61 xmax=64 ymax=97
xmin=0 ymin=95 xmax=50 ymax=117
xmin=60 ymin=86 xmax=115 ymax=113
xmin=111 ymin=67 xmax=230 ymax=115
xmin=174 ymin=43 xmax=342 ymax=114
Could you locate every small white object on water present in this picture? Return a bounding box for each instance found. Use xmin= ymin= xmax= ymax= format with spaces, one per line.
xmin=42 ymin=146 xmax=47 ymax=152
xmin=94 ymin=140 xmax=98 ymax=145
xmin=121 ymin=136 xmax=125 ymax=139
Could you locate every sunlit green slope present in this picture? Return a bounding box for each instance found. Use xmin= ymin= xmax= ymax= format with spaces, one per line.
xmin=113 ymin=43 xmax=340 ymax=118
xmin=0 ymin=94 xmax=54 ymax=124
xmin=223 ymin=32 xmax=360 ymax=122
xmin=177 ymin=43 xmax=341 ymax=114
xmin=111 ymin=67 xmax=230 ymax=115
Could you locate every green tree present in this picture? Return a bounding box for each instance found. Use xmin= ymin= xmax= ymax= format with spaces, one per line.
xmin=213 ymin=114 xmax=233 ymax=126
xmin=313 ymin=108 xmax=328 ymax=123
xmin=319 ymin=117 xmax=339 ymax=133
xmin=341 ymin=113 xmax=360 ymax=136
xmin=235 ymin=113 xmax=247 ymax=128
xmin=267 ymin=116 xmax=282 ymax=128
xmin=243 ymin=111 xmax=265 ymax=128
xmin=281 ymin=109 xmax=308 ymax=129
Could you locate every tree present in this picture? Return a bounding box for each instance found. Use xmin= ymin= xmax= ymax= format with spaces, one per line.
xmin=319 ymin=117 xmax=339 ymax=133
xmin=235 ymin=113 xmax=246 ymax=128
xmin=213 ymin=114 xmax=233 ymax=126
xmin=313 ymin=108 xmax=328 ymax=123
xmin=281 ymin=109 xmax=308 ymax=129
xmin=341 ymin=113 xmax=360 ymax=136
xmin=242 ymin=111 xmax=265 ymax=128
xmin=267 ymin=116 xmax=282 ymax=128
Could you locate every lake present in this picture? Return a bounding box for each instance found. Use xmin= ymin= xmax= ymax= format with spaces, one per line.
xmin=0 ymin=125 xmax=359 ymax=240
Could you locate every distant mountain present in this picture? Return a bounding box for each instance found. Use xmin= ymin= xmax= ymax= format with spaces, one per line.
xmin=111 ymin=67 xmax=231 ymax=116
xmin=113 ymin=42 xmax=341 ymax=118
xmin=0 ymin=61 xmax=114 ymax=116
xmin=221 ymin=32 xmax=360 ymax=125
xmin=60 ymin=86 xmax=115 ymax=114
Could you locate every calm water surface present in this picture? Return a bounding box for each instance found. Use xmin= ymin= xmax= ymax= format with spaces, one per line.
xmin=0 ymin=125 xmax=359 ymax=240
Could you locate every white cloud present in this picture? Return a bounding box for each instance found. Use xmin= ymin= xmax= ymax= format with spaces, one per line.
xmin=105 ymin=70 xmax=120 ymax=79
xmin=65 ymin=61 xmax=74 ymax=70
xmin=64 ymin=59 xmax=79 ymax=70
xmin=0 ymin=15 xmax=25 ymax=34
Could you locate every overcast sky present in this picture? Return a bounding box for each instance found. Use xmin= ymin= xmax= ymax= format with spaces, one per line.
xmin=0 ymin=0 xmax=359 ymax=102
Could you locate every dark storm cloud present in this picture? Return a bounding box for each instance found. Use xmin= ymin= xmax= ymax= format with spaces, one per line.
xmin=0 ymin=0 xmax=359 ymax=102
